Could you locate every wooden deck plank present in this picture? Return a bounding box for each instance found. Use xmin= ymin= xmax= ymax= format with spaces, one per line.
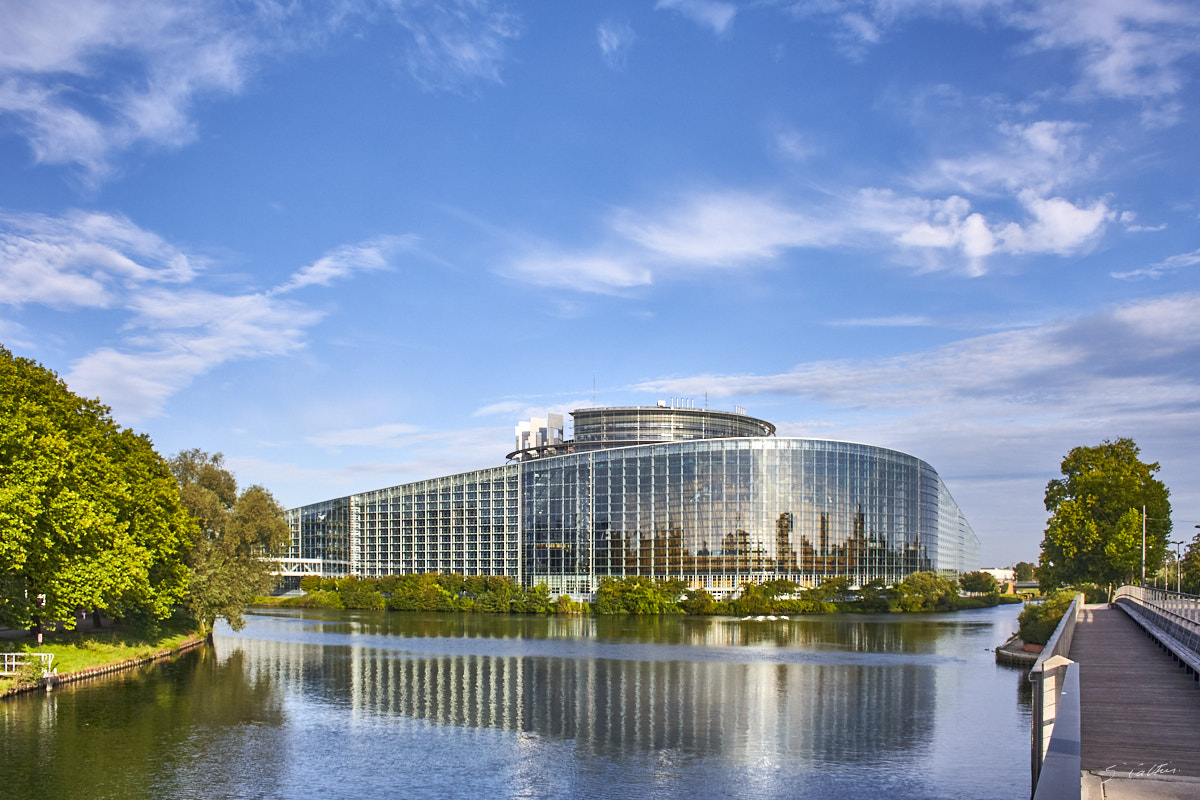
xmin=1068 ymin=604 xmax=1200 ymax=777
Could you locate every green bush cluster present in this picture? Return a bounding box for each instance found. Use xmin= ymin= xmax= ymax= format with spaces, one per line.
xmin=283 ymin=571 xmax=1006 ymax=617
xmin=288 ymin=573 xmax=560 ymax=614
xmin=1017 ymin=589 xmax=1079 ymax=645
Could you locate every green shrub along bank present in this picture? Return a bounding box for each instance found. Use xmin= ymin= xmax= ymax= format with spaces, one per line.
xmin=269 ymin=571 xmax=1017 ymax=616
xmin=1016 ymin=588 xmax=1079 ymax=645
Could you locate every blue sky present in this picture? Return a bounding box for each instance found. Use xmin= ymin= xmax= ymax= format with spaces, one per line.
xmin=3 ymin=0 xmax=1199 ymax=568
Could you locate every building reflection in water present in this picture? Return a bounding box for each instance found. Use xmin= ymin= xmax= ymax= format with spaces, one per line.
xmin=220 ymin=624 xmax=933 ymax=768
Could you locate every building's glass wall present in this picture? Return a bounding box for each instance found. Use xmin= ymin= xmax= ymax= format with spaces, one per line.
xmin=285 ymin=438 xmax=978 ymax=598
xmin=522 ymin=439 xmax=951 ymax=596
xmin=354 ymin=465 xmax=522 ymax=579
xmin=283 ymin=497 xmax=354 ymax=579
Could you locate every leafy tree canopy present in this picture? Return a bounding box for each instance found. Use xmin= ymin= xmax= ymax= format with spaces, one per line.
xmin=169 ymin=449 xmax=290 ymax=636
xmin=960 ymin=571 xmax=999 ymax=595
xmin=0 ymin=346 xmax=193 ymax=633
xmin=1013 ymin=561 xmax=1036 ymax=582
xmin=1039 ymin=438 xmax=1171 ymax=594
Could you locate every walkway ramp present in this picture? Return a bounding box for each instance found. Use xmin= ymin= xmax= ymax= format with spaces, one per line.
xmin=1069 ymin=603 xmax=1200 ymax=778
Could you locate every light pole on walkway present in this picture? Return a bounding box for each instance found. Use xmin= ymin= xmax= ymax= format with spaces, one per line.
xmin=1173 ymin=540 xmax=1185 ymax=594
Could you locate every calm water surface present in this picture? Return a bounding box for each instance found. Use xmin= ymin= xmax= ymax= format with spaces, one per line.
xmin=2 ymin=605 xmax=1032 ymax=799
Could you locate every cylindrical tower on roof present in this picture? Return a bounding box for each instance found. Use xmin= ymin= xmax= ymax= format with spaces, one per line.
xmin=570 ymin=405 xmax=775 ymax=452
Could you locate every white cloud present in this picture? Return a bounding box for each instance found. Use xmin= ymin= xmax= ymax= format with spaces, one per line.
xmin=656 ymin=0 xmax=738 ymax=35
xmin=774 ymin=129 xmax=819 ymax=163
xmin=0 ymin=0 xmax=249 ymax=181
xmin=0 ymin=0 xmax=523 ymax=181
xmin=787 ymin=0 xmax=1200 ymax=104
xmin=597 ymin=19 xmax=636 ymax=69
xmin=997 ymin=192 xmax=1111 ymax=255
xmin=1112 ymin=248 xmax=1200 ymax=281
xmin=611 ymin=192 xmax=832 ymax=265
xmin=1015 ymin=0 xmax=1200 ymax=100
xmin=0 ymin=210 xmax=199 ymax=308
xmin=500 ymin=178 xmax=1117 ymax=291
xmin=920 ymin=120 xmax=1093 ymax=197
xmin=387 ymin=0 xmax=523 ymax=91
xmin=829 ymin=315 xmax=935 ymax=327
xmin=505 ymin=252 xmax=653 ymax=293
xmin=1 ymin=209 xmax=417 ymax=422
xmin=634 ymin=293 xmax=1200 ymax=416
xmin=271 ymin=235 xmax=414 ymax=295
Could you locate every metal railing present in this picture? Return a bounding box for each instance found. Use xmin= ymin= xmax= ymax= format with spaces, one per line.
xmin=1 ymin=652 xmax=55 ymax=675
xmin=1112 ymin=585 xmax=1200 ymax=674
xmin=1029 ymin=592 xmax=1085 ymax=798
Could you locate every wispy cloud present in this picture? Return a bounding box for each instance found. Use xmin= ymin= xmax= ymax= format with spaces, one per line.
xmin=0 ymin=209 xmax=410 ymax=421
xmin=656 ymin=0 xmax=738 ymax=35
xmin=0 ymin=210 xmax=199 ymax=308
xmin=597 ymin=19 xmax=636 ymax=69
xmin=829 ymin=315 xmax=935 ymax=328
xmin=634 ymin=293 xmax=1200 ymax=416
xmin=270 ymin=235 xmax=415 ymax=295
xmin=1112 ymin=248 xmax=1200 ymax=281
xmin=500 ymin=178 xmax=1116 ymax=291
xmin=788 ymin=0 xmax=1200 ymax=107
xmin=386 ymin=0 xmax=523 ymax=91
xmin=633 ymin=292 xmax=1200 ymax=539
xmin=0 ymin=0 xmax=523 ymax=182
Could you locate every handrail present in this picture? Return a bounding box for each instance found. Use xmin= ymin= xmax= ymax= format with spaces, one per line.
xmin=1111 ymin=584 xmax=1200 ymax=674
xmin=1029 ymin=593 xmax=1084 ymax=797
xmin=0 ymin=652 xmax=55 ymax=675
xmin=1031 ymin=663 xmax=1081 ymax=800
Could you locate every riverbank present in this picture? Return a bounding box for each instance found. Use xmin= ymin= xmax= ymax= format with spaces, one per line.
xmin=0 ymin=615 xmax=205 ymax=699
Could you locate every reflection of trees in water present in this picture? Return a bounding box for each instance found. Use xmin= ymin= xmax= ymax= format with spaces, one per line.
xmin=0 ymin=646 xmax=282 ymax=799
xmin=230 ymin=634 xmax=936 ymax=766
xmin=261 ymin=607 xmax=971 ymax=652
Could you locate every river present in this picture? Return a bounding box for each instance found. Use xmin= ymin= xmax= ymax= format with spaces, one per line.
xmin=1 ymin=603 xmax=1032 ymax=799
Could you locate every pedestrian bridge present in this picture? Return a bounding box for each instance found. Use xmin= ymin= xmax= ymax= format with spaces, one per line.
xmin=1029 ymin=586 xmax=1200 ymax=799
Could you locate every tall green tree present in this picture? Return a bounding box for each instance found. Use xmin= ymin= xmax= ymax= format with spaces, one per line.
xmin=169 ymin=449 xmax=290 ymax=637
xmin=1038 ymin=438 xmax=1171 ymax=596
xmin=0 ymin=346 xmax=193 ymax=633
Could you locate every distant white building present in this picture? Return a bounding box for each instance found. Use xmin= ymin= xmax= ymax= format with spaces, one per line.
xmin=981 ymin=567 xmax=1015 ymax=584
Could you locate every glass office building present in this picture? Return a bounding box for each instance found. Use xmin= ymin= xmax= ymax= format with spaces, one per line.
xmin=283 ymin=405 xmax=979 ymax=598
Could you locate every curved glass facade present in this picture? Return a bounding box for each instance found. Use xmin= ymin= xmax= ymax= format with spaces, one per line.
xmin=284 ymin=410 xmax=979 ymax=598
xmin=522 ymin=438 xmax=977 ymax=596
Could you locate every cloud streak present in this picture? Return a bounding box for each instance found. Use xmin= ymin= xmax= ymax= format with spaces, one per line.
xmin=0 ymin=0 xmax=524 ymax=181
xmin=0 ymin=210 xmax=409 ymax=422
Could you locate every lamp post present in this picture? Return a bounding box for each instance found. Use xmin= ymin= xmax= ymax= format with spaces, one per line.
xmin=1173 ymin=539 xmax=1185 ymax=594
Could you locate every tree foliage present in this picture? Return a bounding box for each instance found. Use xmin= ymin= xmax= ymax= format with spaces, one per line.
xmin=0 ymin=346 xmax=192 ymax=633
xmin=895 ymin=571 xmax=958 ymax=611
xmin=1038 ymin=439 xmax=1171 ymax=594
xmin=959 ymin=571 xmax=999 ymax=595
xmin=169 ymin=449 xmax=290 ymax=636
xmin=1013 ymin=561 xmax=1036 ymax=582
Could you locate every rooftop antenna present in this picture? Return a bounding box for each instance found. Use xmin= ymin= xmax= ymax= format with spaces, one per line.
xmin=592 ymin=374 xmax=596 ymax=406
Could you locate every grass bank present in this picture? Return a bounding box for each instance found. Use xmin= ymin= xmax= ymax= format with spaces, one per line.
xmin=0 ymin=612 xmax=201 ymax=691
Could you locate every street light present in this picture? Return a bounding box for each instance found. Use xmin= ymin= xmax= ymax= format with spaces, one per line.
xmin=1172 ymin=539 xmax=1185 ymax=594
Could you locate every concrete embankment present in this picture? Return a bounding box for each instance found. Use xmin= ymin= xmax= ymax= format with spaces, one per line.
xmin=995 ymin=633 xmax=1039 ymax=666
xmin=1 ymin=635 xmax=207 ymax=699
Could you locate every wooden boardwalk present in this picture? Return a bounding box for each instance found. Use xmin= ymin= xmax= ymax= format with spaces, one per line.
xmin=1069 ymin=604 xmax=1200 ymax=778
